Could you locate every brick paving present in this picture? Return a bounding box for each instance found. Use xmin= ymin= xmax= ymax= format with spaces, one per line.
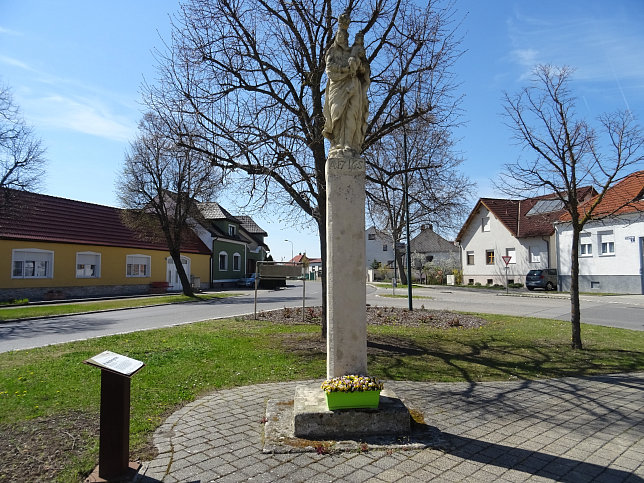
xmin=137 ymin=373 xmax=644 ymax=482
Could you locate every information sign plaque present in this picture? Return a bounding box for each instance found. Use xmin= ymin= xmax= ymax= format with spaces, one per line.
xmin=85 ymin=350 xmax=144 ymax=377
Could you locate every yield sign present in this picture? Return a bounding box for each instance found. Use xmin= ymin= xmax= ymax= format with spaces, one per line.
xmin=501 ymin=255 xmax=512 ymax=266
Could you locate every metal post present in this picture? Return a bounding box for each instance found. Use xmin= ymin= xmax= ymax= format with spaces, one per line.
xmin=99 ymin=370 xmax=130 ymax=479
xmin=401 ymin=91 xmax=412 ymax=310
xmin=285 ymin=239 xmax=294 ymax=262
xmin=254 ymin=270 xmax=259 ymax=319
xmin=392 ymin=239 xmax=397 ymax=296
xmin=302 ymin=276 xmax=306 ymax=324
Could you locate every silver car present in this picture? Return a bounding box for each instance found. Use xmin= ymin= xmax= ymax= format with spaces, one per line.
xmin=526 ymin=269 xmax=558 ymax=291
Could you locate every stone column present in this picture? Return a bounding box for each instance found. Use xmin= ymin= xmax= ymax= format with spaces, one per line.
xmin=326 ymin=150 xmax=367 ymax=378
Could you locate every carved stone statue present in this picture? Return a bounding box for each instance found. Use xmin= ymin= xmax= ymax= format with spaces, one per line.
xmin=322 ymin=12 xmax=370 ymax=154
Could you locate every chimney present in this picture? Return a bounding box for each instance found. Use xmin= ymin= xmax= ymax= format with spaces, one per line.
xmin=421 ymin=224 xmax=433 ymax=231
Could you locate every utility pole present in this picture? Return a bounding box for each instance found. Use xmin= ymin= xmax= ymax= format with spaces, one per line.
xmin=401 ymin=90 xmax=413 ymax=311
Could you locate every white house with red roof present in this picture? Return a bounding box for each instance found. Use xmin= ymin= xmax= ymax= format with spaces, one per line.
xmin=455 ymin=188 xmax=595 ymax=287
xmin=555 ymin=171 xmax=644 ymax=294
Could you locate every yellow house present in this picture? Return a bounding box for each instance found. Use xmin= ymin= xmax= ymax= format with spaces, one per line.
xmin=0 ymin=190 xmax=211 ymax=301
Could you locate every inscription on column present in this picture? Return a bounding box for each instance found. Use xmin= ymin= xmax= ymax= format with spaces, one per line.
xmin=327 ymin=157 xmax=365 ymax=172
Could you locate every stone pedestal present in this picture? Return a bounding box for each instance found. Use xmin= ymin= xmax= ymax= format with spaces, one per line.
xmin=293 ymin=385 xmax=410 ymax=440
xmin=325 ymin=151 xmax=367 ymax=378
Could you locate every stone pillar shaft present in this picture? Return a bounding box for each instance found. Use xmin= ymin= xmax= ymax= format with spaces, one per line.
xmin=326 ymin=152 xmax=367 ymax=378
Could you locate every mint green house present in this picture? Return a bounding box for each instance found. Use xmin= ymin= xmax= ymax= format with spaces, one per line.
xmin=196 ymin=203 xmax=269 ymax=287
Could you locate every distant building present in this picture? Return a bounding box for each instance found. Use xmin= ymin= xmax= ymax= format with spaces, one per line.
xmin=409 ymin=224 xmax=460 ymax=281
xmin=288 ymin=253 xmax=322 ymax=280
xmin=365 ymin=226 xmax=394 ymax=269
xmin=196 ymin=203 xmax=269 ymax=288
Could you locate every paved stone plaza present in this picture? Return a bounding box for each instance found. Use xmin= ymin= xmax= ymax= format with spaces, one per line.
xmin=137 ymin=373 xmax=644 ymax=482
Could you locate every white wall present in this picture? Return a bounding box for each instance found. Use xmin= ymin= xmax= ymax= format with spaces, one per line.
xmin=365 ymin=226 xmax=394 ymax=269
xmin=556 ymin=213 xmax=644 ymax=293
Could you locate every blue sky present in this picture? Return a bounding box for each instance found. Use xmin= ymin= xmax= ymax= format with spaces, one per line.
xmin=1 ymin=1 xmax=643 ymax=262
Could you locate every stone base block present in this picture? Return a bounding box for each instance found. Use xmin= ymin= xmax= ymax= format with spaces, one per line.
xmin=293 ymin=385 xmax=410 ymax=439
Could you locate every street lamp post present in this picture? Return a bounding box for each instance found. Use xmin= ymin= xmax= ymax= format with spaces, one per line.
xmin=285 ymin=239 xmax=294 ymax=263
xmin=400 ymin=91 xmax=413 ymax=311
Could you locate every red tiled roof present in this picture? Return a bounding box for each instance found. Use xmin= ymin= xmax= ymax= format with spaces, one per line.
xmin=560 ymin=171 xmax=644 ymax=221
xmin=0 ymin=190 xmax=211 ymax=254
xmin=456 ymin=187 xmax=596 ymax=241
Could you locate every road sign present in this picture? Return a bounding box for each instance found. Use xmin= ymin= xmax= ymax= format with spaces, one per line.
xmin=502 ymin=255 xmax=512 ymax=266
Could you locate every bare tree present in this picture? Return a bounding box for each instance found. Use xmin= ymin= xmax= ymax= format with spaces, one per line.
xmin=499 ymin=65 xmax=644 ymax=350
xmin=145 ymin=0 xmax=462 ymax=336
xmin=0 ymin=83 xmax=46 ymax=196
xmin=366 ymin=118 xmax=472 ymax=285
xmin=117 ymin=112 xmax=222 ymax=296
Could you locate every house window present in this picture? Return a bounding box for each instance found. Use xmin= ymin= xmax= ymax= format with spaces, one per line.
xmin=126 ymin=255 xmax=150 ymax=277
xmin=466 ymin=251 xmax=474 ymax=265
xmin=76 ymin=252 xmax=101 ymax=278
xmin=579 ymin=234 xmax=592 ymax=257
xmin=228 ymin=224 xmax=237 ymax=236
xmin=368 ymin=233 xmax=376 ymax=240
xmin=486 ymin=250 xmax=495 ymax=265
xmin=481 ymin=217 xmax=490 ymax=232
xmin=506 ymin=248 xmax=516 ymax=264
xmin=529 ymin=246 xmax=541 ymax=263
xmin=233 ymin=253 xmax=241 ymax=271
xmin=12 ymin=249 xmax=54 ymax=278
xmin=382 ymin=244 xmax=388 ymax=251
xmin=219 ymin=252 xmax=228 ymax=271
xmin=599 ymin=232 xmax=615 ymax=256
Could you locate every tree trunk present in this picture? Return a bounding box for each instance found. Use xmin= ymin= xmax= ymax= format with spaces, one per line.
xmin=396 ymin=250 xmax=408 ymax=285
xmin=570 ymin=226 xmax=582 ymax=349
xmin=170 ymin=248 xmax=194 ymax=298
xmin=318 ymin=219 xmax=328 ymax=339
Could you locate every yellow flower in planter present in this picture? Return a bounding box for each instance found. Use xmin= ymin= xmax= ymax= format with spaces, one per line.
xmin=321 ymin=375 xmax=384 ymax=410
xmin=321 ymin=375 xmax=384 ymax=393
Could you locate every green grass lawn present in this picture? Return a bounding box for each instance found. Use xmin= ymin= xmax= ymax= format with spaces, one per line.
xmin=0 ymin=314 xmax=642 ymax=481
xmin=0 ymin=292 xmax=239 ymax=321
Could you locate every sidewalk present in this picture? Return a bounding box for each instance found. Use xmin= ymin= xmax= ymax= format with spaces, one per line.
xmin=137 ymin=373 xmax=644 ymax=482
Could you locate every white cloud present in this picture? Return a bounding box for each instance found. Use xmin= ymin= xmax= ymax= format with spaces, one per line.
xmin=506 ymin=7 xmax=644 ymax=85
xmin=24 ymin=94 xmax=135 ymax=142
xmin=0 ymin=54 xmax=138 ymax=142
xmin=0 ymin=54 xmax=34 ymax=72
xmin=0 ymin=26 xmax=22 ymax=36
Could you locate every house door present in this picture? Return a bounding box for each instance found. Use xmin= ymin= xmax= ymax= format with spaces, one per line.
xmin=640 ymin=237 xmax=644 ymax=294
xmin=167 ymin=256 xmax=190 ymax=291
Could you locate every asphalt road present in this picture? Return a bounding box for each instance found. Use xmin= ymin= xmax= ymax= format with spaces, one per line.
xmin=371 ymin=284 xmax=644 ymax=331
xmin=0 ymin=281 xmax=642 ymax=353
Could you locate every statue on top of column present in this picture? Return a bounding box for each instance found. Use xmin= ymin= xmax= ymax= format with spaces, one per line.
xmin=322 ymin=11 xmax=370 ymax=155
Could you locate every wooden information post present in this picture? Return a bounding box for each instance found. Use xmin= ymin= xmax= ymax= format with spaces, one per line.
xmin=85 ymin=351 xmax=144 ymax=482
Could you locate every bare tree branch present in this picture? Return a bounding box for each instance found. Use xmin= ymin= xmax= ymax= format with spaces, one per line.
xmin=497 ymin=64 xmax=644 ymax=350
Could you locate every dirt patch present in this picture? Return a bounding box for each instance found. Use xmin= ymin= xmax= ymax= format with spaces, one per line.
xmin=257 ymin=306 xmax=488 ymax=357
xmin=255 ymin=305 xmax=487 ymax=329
xmin=0 ymin=410 xmax=99 ymax=483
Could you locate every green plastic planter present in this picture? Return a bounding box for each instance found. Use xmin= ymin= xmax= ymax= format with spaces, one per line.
xmin=326 ymin=390 xmax=381 ymax=410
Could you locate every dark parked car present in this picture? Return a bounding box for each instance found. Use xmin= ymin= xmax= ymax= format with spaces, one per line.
xmin=526 ymin=269 xmax=558 ymax=291
xmin=238 ymin=273 xmax=257 ymax=287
